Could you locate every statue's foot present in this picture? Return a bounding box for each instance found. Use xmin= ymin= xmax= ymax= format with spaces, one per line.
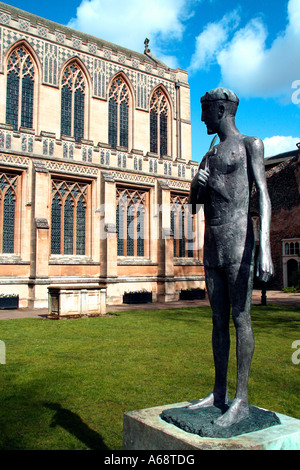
xmin=186 ymin=392 xmax=227 ymax=410
xmin=214 ymin=398 xmax=249 ymax=427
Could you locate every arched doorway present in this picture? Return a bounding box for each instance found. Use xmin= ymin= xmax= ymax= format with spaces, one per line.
xmin=287 ymin=259 xmax=298 ymax=287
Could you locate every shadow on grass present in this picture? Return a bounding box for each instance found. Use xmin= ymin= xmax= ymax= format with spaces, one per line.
xmin=116 ymin=305 xmax=299 ymax=337
xmin=251 ymin=305 xmax=300 ymax=333
xmin=44 ymin=403 xmax=109 ymax=450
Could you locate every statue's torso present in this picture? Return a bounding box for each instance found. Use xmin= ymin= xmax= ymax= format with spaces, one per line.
xmin=203 ymin=136 xmax=255 ymax=268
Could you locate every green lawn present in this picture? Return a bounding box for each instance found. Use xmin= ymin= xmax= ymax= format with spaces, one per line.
xmin=0 ymin=305 xmax=299 ymax=450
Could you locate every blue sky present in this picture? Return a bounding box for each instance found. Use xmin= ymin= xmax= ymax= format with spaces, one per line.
xmin=4 ymin=0 xmax=300 ymax=161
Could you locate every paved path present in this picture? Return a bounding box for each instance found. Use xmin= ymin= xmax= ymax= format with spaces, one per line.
xmin=0 ymin=290 xmax=298 ymax=320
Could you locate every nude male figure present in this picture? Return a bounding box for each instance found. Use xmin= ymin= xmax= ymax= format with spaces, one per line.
xmin=188 ymin=88 xmax=274 ymax=427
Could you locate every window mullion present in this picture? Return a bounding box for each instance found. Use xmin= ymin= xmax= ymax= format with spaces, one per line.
xmin=134 ymin=206 xmax=137 ymax=257
xmin=18 ymin=64 xmax=23 ymax=130
xmin=124 ymin=203 xmax=128 ymax=256
xmin=73 ymin=201 xmax=77 ymax=255
xmin=117 ymin=90 xmax=120 ymax=147
xmin=71 ymin=88 xmax=75 ymax=138
xmin=61 ymin=200 xmax=64 ymax=255
xmin=157 ymin=112 xmax=161 ymax=156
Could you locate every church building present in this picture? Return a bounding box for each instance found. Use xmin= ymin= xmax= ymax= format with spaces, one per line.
xmin=0 ymin=2 xmax=205 ymax=308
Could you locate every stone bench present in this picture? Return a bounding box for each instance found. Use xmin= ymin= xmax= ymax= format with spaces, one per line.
xmin=48 ymin=284 xmax=106 ymax=318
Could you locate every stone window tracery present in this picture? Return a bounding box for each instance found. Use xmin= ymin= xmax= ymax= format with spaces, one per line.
xmin=116 ymin=187 xmax=148 ymax=257
xmin=108 ymin=76 xmax=130 ymax=150
xmin=170 ymin=194 xmax=194 ymax=258
xmin=150 ymin=87 xmax=169 ymax=156
xmin=61 ymin=62 xmax=85 ymax=142
xmin=0 ymin=172 xmax=19 ymax=254
xmin=51 ymin=179 xmax=89 ymax=255
xmin=6 ymin=45 xmax=35 ymax=130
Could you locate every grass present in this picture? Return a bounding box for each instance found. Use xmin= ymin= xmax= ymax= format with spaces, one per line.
xmin=0 ymin=304 xmax=299 ymax=450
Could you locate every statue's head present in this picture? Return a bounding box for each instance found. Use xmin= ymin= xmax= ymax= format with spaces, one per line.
xmin=200 ymin=88 xmax=239 ymax=134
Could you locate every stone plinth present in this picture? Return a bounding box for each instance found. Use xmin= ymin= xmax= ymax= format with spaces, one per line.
xmin=123 ymin=402 xmax=300 ymax=450
xmin=48 ymin=284 xmax=106 ymax=318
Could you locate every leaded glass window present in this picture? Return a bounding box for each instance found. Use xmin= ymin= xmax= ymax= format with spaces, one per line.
xmin=149 ymin=88 xmax=169 ymax=156
xmin=61 ymin=62 xmax=85 ymax=142
xmin=76 ymin=196 xmax=86 ymax=255
xmin=61 ymin=86 xmax=72 ymax=136
xmin=64 ymin=194 xmax=74 ymax=255
xmin=51 ymin=179 xmax=89 ymax=255
xmin=6 ymin=46 xmax=35 ymax=131
xmin=171 ymin=194 xmax=194 ymax=258
xmin=108 ymin=76 xmax=129 ymax=149
xmin=51 ymin=193 xmax=61 ymax=255
xmin=116 ymin=187 xmax=147 ymax=257
xmin=127 ymin=202 xmax=135 ymax=256
xmin=0 ymin=172 xmax=19 ymax=254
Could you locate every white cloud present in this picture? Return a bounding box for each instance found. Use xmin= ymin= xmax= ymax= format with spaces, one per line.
xmin=68 ymin=0 xmax=200 ymax=68
xmin=189 ymin=10 xmax=240 ymax=73
xmin=263 ymin=135 xmax=300 ymax=157
xmin=190 ymin=0 xmax=300 ymax=99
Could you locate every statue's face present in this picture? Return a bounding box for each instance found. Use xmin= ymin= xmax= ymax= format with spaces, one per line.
xmin=201 ymin=101 xmax=220 ymax=135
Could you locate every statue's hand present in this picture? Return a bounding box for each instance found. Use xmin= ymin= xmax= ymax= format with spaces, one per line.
xmin=256 ymin=250 xmax=274 ymax=282
xmin=197 ymin=167 xmax=210 ymax=188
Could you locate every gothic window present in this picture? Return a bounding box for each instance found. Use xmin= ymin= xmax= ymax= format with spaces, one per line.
xmin=6 ymin=46 xmax=35 ymax=131
xmin=61 ymin=62 xmax=85 ymax=142
xmin=116 ymin=187 xmax=148 ymax=257
xmin=0 ymin=173 xmax=19 ymax=254
xmin=108 ymin=76 xmax=129 ymax=149
xmin=150 ymin=88 xmax=169 ymax=156
xmin=51 ymin=179 xmax=89 ymax=255
xmin=170 ymin=194 xmax=194 ymax=258
xmin=283 ymin=240 xmax=300 ymax=257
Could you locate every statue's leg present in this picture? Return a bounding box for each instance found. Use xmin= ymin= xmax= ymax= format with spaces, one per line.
xmin=188 ymin=268 xmax=230 ymax=409
xmin=215 ymin=262 xmax=255 ymax=427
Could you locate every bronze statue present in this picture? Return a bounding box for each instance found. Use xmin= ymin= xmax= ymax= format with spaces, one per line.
xmin=189 ymin=87 xmax=274 ymax=427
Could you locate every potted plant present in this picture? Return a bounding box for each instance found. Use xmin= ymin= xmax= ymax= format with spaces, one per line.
xmin=123 ymin=290 xmax=152 ymax=304
xmin=180 ymin=288 xmax=206 ymax=300
xmin=0 ymin=294 xmax=19 ymax=309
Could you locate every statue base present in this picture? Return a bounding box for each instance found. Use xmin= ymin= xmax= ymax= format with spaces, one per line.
xmin=160 ymin=399 xmax=280 ymax=439
xmin=123 ymin=401 xmax=300 ymax=450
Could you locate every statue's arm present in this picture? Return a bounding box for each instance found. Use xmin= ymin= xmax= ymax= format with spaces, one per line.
xmin=245 ymin=136 xmax=274 ymax=281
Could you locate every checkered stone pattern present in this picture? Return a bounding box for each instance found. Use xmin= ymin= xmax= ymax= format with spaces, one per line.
xmin=103 ymin=49 xmax=112 ymax=60
xmin=78 ymin=52 xmax=93 ymax=75
xmin=88 ymin=43 xmax=97 ymax=55
xmin=58 ymin=46 xmax=73 ymax=71
xmin=37 ymin=25 xmax=48 ymax=38
xmin=55 ymin=31 xmax=65 ymax=44
xmin=0 ymin=12 xmax=10 ymax=26
xmin=0 ymin=25 xmax=176 ymax=105
xmin=147 ymin=75 xmax=175 ymax=108
xmin=19 ymin=19 xmax=30 ymax=32
xmin=72 ymin=37 xmax=82 ymax=50
xmin=132 ymin=59 xmax=139 ymax=70
xmin=118 ymin=53 xmax=126 ymax=64
xmin=2 ymin=28 xmax=45 ymax=71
